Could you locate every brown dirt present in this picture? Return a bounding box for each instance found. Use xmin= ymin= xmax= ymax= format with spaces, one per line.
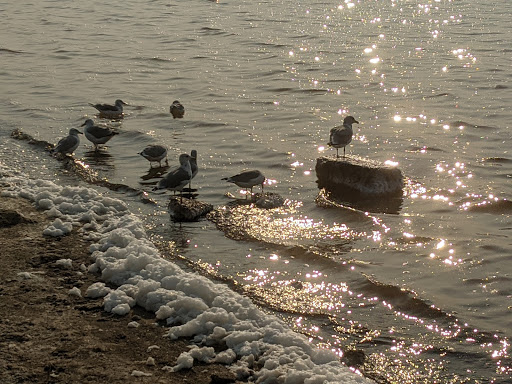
xmin=0 ymin=195 xmax=239 ymax=384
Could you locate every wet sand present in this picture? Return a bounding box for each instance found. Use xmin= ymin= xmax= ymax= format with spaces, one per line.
xmin=0 ymin=195 xmax=238 ymax=384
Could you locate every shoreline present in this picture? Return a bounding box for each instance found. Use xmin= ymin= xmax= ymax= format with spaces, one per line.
xmin=0 ymin=195 xmax=238 ymax=384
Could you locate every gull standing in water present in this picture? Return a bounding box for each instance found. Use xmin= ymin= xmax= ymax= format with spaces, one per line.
xmin=89 ymin=99 xmax=127 ymax=119
xmin=81 ymin=119 xmax=118 ymax=151
xmin=52 ymin=128 xmax=82 ymax=156
xmin=188 ymin=149 xmax=198 ymax=189
xmin=139 ymin=145 xmax=168 ymax=168
xmin=170 ymin=100 xmax=185 ymax=119
xmin=222 ymin=170 xmax=265 ymax=199
xmin=328 ymin=115 xmax=359 ymax=158
xmin=153 ymin=153 xmax=192 ymax=201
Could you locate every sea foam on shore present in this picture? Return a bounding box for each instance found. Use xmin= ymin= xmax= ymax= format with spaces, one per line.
xmin=0 ymin=170 xmax=370 ymax=383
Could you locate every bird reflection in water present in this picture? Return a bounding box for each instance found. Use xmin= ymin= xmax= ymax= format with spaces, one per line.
xmin=83 ymin=149 xmax=114 ymax=167
xmin=140 ymin=165 xmax=170 ymax=182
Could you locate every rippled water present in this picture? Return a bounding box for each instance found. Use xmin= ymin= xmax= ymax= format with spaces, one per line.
xmin=1 ymin=0 xmax=511 ymax=382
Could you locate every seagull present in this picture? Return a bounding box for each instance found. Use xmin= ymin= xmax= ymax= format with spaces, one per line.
xmin=153 ymin=153 xmax=192 ymax=201
xmin=189 ymin=149 xmax=198 ymax=189
xmin=328 ymin=115 xmax=359 ymax=158
xmin=222 ymin=170 xmax=265 ymax=199
xmin=139 ymin=145 xmax=168 ymax=168
xmin=52 ymin=128 xmax=82 ymax=156
xmin=89 ymin=99 xmax=127 ymax=118
xmin=81 ymin=119 xmax=118 ymax=151
xmin=170 ymin=100 xmax=185 ymax=119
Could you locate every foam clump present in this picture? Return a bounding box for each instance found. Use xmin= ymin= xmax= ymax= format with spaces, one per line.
xmin=2 ymin=173 xmax=371 ymax=384
xmin=17 ymin=271 xmax=44 ymax=281
xmin=131 ymin=370 xmax=152 ymax=377
xmin=43 ymin=218 xmax=73 ymax=237
xmin=55 ymin=258 xmax=73 ymax=268
xmin=85 ymin=282 xmax=112 ymax=298
xmin=68 ymin=287 xmax=82 ymax=297
xmin=172 ymin=346 xmax=216 ymax=372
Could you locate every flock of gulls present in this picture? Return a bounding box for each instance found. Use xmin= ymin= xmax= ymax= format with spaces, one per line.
xmin=51 ymin=99 xmax=269 ymax=201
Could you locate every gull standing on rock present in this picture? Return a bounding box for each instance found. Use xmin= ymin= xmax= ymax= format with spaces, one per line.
xmin=170 ymin=100 xmax=185 ymax=119
xmin=52 ymin=128 xmax=82 ymax=156
xmin=328 ymin=115 xmax=359 ymax=158
xmin=188 ymin=150 xmax=198 ymax=189
xmin=153 ymin=153 xmax=192 ymax=201
xmin=222 ymin=170 xmax=265 ymax=199
xmin=89 ymin=99 xmax=127 ymax=119
xmin=139 ymin=145 xmax=168 ymax=168
xmin=81 ymin=119 xmax=118 ymax=151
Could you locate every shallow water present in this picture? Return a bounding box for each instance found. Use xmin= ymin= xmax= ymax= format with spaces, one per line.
xmin=1 ymin=0 xmax=511 ymax=382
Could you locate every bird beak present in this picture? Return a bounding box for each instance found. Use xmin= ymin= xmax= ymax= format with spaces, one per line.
xmin=77 ymin=130 xmax=83 ymax=134
xmin=354 ymin=120 xmax=359 ymax=124
xmin=81 ymin=122 xmax=86 ymax=126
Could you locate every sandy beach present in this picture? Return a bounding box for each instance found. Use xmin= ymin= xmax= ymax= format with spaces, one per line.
xmin=0 ymin=195 xmax=239 ymax=384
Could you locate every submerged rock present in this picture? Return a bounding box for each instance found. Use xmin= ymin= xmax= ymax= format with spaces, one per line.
xmin=252 ymin=192 xmax=285 ymax=209
xmin=315 ymin=156 xmax=403 ymax=197
xmin=168 ymin=197 xmax=213 ymax=222
xmin=207 ymin=192 xmax=286 ymax=242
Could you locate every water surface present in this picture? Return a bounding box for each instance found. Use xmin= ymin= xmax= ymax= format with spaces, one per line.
xmin=1 ymin=1 xmax=511 ymax=382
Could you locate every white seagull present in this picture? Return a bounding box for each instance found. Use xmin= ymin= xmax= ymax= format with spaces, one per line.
xmin=89 ymin=99 xmax=127 ymax=118
xmin=153 ymin=153 xmax=192 ymax=201
xmin=222 ymin=169 xmax=265 ymax=198
xmin=81 ymin=119 xmax=118 ymax=151
xmin=139 ymin=145 xmax=168 ymax=168
xmin=52 ymin=128 xmax=82 ymax=156
xmin=328 ymin=115 xmax=359 ymax=158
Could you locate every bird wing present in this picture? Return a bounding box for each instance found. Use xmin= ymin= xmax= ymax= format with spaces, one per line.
xmin=234 ymin=170 xmax=260 ymax=180
xmin=147 ymin=146 xmax=166 ymax=157
xmin=162 ymin=167 xmax=190 ymax=188
xmin=55 ymin=135 xmax=78 ymax=152
xmin=90 ymin=103 xmax=117 ymax=112
xmin=88 ymin=126 xmax=116 ymax=138
xmin=329 ymin=126 xmax=352 ymax=145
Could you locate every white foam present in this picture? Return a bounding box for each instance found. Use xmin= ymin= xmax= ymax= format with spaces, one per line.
xmin=1 ymin=173 xmax=371 ymax=384
xmin=68 ymin=287 xmax=82 ymax=297
xmin=85 ymin=282 xmax=112 ymax=298
xmin=56 ymin=258 xmax=73 ymax=268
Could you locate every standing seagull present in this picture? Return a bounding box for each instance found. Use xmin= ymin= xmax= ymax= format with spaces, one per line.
xmin=153 ymin=154 xmax=192 ymax=201
xmin=89 ymin=99 xmax=127 ymax=119
xmin=222 ymin=170 xmax=265 ymax=199
xmin=328 ymin=115 xmax=359 ymax=158
xmin=139 ymin=145 xmax=168 ymax=168
xmin=170 ymin=100 xmax=185 ymax=119
xmin=52 ymin=128 xmax=82 ymax=156
xmin=81 ymin=119 xmax=118 ymax=151
xmin=189 ymin=149 xmax=198 ymax=189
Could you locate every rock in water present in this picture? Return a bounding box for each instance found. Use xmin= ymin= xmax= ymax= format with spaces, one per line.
xmin=168 ymin=197 xmax=213 ymax=222
xmin=315 ymin=156 xmax=403 ymax=196
xmin=252 ymin=192 xmax=285 ymax=209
